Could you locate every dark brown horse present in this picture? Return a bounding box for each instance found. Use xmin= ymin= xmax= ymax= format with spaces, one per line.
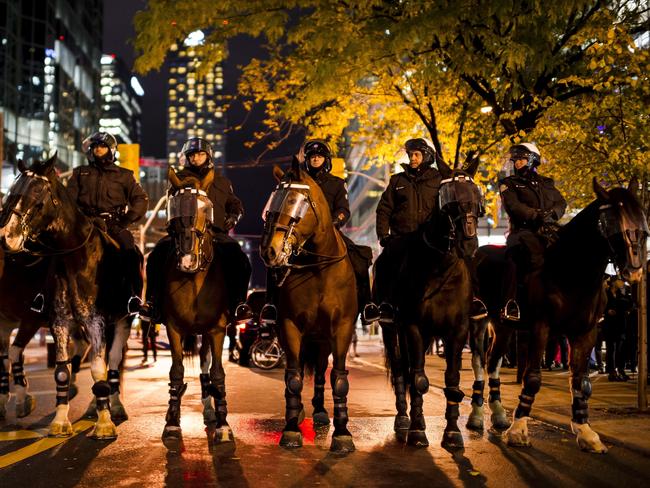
xmin=0 ymin=155 xmax=128 ymax=438
xmin=377 ymin=166 xmax=483 ymax=448
xmin=157 ymin=168 xmax=233 ymax=447
xmin=260 ymin=158 xmax=357 ymax=453
xmin=477 ymin=178 xmax=647 ymax=452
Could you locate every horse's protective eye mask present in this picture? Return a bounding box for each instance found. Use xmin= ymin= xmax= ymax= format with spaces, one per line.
xmin=262 ymin=183 xmax=311 ymax=223
xmin=439 ymin=175 xmax=484 ymax=238
xmin=0 ymin=171 xmax=51 ymax=228
xmin=167 ymin=188 xmax=213 ymax=235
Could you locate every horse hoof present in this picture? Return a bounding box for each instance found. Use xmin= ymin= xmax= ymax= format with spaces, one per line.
xmin=394 ymin=415 xmax=410 ymax=432
xmin=491 ymin=413 xmax=511 ymax=431
xmin=90 ymin=423 xmax=117 ymax=440
xmin=109 ymin=394 xmax=128 ymax=422
xmin=407 ymin=430 xmax=429 ymax=448
xmin=68 ymin=384 xmax=79 ymax=401
xmin=572 ymin=422 xmax=608 ymax=454
xmin=213 ymin=425 xmax=235 ymax=444
xmin=466 ymin=416 xmax=484 ymax=431
xmin=330 ymin=435 xmax=355 ymax=453
xmin=313 ymin=411 xmax=330 ymax=426
xmin=441 ymin=430 xmax=464 ymax=449
xmin=279 ymin=430 xmax=303 ymax=448
xmin=49 ymin=420 xmax=74 ymax=438
xmin=505 ymin=429 xmax=531 ymax=447
xmin=16 ymin=395 xmax=36 ymax=418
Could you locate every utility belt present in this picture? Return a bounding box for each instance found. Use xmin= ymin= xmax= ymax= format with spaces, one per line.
xmin=84 ymin=208 xmax=125 ymax=224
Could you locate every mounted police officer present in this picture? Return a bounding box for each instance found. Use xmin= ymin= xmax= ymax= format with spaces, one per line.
xmin=139 ymin=137 xmax=252 ymax=327
xmin=66 ymin=131 xmax=148 ymax=313
xmin=500 ymin=142 xmax=567 ymax=317
xmin=259 ymin=139 xmax=375 ymax=325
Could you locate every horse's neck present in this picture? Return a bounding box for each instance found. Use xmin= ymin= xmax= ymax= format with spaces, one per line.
xmin=48 ymin=188 xmax=93 ymax=249
xmin=549 ymin=205 xmax=609 ymax=290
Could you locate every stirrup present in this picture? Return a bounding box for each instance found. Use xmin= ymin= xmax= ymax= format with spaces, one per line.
xmin=30 ymin=293 xmax=45 ymax=314
xmin=378 ymin=302 xmax=395 ymax=325
xmin=127 ymin=296 xmax=143 ymax=315
xmin=470 ymin=298 xmax=488 ymax=320
xmin=259 ymin=304 xmax=278 ymax=326
xmin=362 ymin=302 xmax=380 ymax=324
xmin=501 ymin=299 xmax=521 ymax=322
xmin=234 ymin=303 xmax=253 ymax=325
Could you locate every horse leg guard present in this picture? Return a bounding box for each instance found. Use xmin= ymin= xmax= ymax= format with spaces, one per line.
xmin=12 ymin=360 xmax=35 ymax=419
xmin=200 ymin=374 xmax=216 ymax=425
xmin=393 ymin=375 xmax=410 ymax=432
xmin=48 ymin=362 xmax=73 ymax=436
xmin=488 ymin=378 xmax=509 ymax=430
xmin=209 ymin=381 xmax=234 ymax=445
xmin=330 ymin=368 xmax=354 ymax=453
xmin=163 ymin=382 xmax=187 ymax=441
xmin=467 ymin=380 xmax=485 ymax=431
xmin=406 ymin=387 xmax=428 ymax=448
xmin=312 ymin=375 xmax=329 ymax=426
xmin=514 ymin=370 xmax=541 ymax=420
xmin=280 ymin=369 xmax=304 ymax=448
xmin=108 ymin=369 xmax=128 ymax=421
xmin=442 ymin=387 xmax=464 ymax=449
xmin=90 ymin=380 xmax=117 ymax=440
xmin=0 ymin=355 xmax=9 ymax=420
xmin=570 ymin=375 xmax=606 ymax=453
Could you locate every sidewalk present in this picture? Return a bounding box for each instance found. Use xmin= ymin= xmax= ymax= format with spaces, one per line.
xmin=352 ymin=333 xmax=650 ymax=455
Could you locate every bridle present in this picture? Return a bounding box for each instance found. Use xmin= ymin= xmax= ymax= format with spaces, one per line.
xmin=263 ymin=181 xmax=347 ymax=273
xmin=597 ymin=201 xmax=648 ymax=275
xmin=1 ymin=170 xmax=94 ymax=256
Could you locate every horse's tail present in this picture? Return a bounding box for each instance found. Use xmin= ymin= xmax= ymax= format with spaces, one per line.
xmin=182 ymin=333 xmax=198 ymax=360
xmin=300 ymin=337 xmax=330 ymax=378
xmin=382 ymin=326 xmax=411 ymax=391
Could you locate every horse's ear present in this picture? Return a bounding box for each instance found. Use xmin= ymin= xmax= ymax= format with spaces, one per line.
xmin=272 ymin=165 xmax=285 ymax=183
xmin=437 ymin=155 xmax=452 ymax=179
xmin=168 ymin=167 xmax=183 ymax=189
xmin=200 ymin=168 xmax=214 ymax=191
xmin=593 ymin=177 xmax=610 ymax=202
xmin=627 ymin=176 xmax=639 ymax=195
xmin=291 ymin=155 xmax=301 ymax=177
xmin=463 ymin=151 xmax=480 ymax=177
xmin=17 ymin=159 xmax=27 ymax=173
xmin=42 ymin=152 xmax=57 ymax=174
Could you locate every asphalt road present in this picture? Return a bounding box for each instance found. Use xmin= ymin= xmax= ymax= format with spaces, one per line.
xmin=1 ymin=337 xmax=649 ymax=487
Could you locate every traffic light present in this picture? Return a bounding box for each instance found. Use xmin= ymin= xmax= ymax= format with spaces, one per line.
xmin=117 ymin=144 xmax=140 ymax=181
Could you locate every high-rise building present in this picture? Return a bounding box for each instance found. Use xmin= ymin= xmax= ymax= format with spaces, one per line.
xmin=99 ymin=54 xmax=143 ymax=144
xmin=166 ymin=30 xmax=226 ymax=166
xmin=0 ymin=0 xmax=103 ymax=186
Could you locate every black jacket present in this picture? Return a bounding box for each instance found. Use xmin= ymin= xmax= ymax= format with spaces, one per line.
xmin=174 ymin=167 xmax=243 ymax=233
xmin=499 ymin=172 xmax=566 ymax=232
xmin=376 ymin=164 xmax=442 ymax=238
xmin=67 ymin=163 xmax=148 ymax=225
xmin=311 ymin=170 xmax=350 ymax=227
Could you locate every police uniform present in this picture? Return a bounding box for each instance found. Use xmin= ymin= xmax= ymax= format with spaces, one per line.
xmin=500 ymin=171 xmax=566 ymax=272
xmin=311 ymin=170 xmax=350 ymax=227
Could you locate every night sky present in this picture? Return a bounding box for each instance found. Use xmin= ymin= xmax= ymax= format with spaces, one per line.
xmin=102 ymin=0 xmax=301 ymax=236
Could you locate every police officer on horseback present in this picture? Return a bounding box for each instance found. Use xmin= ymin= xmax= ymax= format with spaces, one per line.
xmin=500 ymin=142 xmax=567 ymax=318
xmin=259 ymin=139 xmax=375 ymax=326
xmin=66 ymin=131 xmax=148 ymax=313
xmin=139 ymin=137 xmax=253 ymax=327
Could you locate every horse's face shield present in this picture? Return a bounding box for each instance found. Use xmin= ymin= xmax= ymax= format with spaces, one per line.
xmin=167 ymin=188 xmax=214 ymax=272
xmin=261 ymin=182 xmax=312 ymax=267
xmin=0 ymin=171 xmax=56 ymax=252
xmin=598 ymin=202 xmax=649 ymax=281
xmin=438 ymin=175 xmax=484 ymax=239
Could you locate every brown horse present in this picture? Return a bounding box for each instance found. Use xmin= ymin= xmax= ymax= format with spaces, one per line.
xmin=479 ymin=178 xmax=647 ymax=453
xmin=260 ymin=158 xmax=357 ymax=453
xmin=157 ymin=168 xmax=233 ymax=447
xmin=0 ymin=155 xmax=127 ymax=438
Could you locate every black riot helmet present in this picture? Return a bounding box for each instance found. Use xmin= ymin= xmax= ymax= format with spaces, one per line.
xmin=303 ymin=139 xmax=332 ymax=174
xmin=404 ymin=138 xmax=436 ymax=164
xmin=181 ymin=137 xmax=214 ymax=176
xmin=82 ymin=132 xmax=117 ymax=166
xmin=509 ymin=142 xmax=541 ymax=176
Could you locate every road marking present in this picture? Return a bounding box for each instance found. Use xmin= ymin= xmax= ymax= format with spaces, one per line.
xmin=0 ymin=430 xmax=45 ymax=441
xmin=0 ymin=419 xmax=95 ymax=469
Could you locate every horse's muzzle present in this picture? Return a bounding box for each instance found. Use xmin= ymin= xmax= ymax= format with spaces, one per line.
xmin=179 ymin=253 xmax=200 ymax=273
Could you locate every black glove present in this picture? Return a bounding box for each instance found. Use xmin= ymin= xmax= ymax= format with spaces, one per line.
xmin=534 ymin=209 xmax=555 ymax=223
xmin=379 ymin=235 xmax=392 ymax=247
xmin=224 ymin=214 xmax=239 ymax=231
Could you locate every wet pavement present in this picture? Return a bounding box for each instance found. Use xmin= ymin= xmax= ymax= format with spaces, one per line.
xmin=1 ymin=334 xmax=649 ymax=487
